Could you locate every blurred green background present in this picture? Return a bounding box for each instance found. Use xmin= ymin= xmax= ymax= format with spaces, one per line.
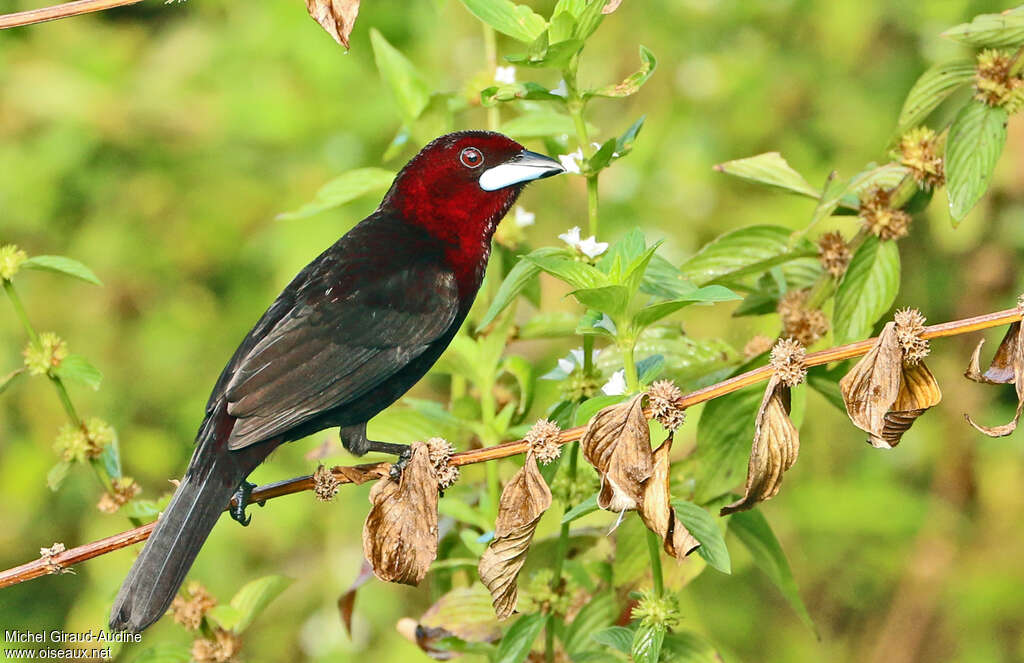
xmin=3 ymin=0 xmax=1024 ymax=661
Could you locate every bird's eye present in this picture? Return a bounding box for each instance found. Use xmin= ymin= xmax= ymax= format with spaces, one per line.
xmin=460 ymin=147 xmax=483 ymax=168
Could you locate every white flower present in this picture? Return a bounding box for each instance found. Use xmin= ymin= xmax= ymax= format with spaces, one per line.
xmin=546 ymin=346 xmax=602 ymax=380
xmin=514 ymin=206 xmax=535 ymax=227
xmin=601 ymin=370 xmax=627 ymax=396
xmin=550 ymin=80 xmax=568 ymax=98
xmin=558 ymin=225 xmax=609 ymax=259
xmin=569 ymin=347 xmax=600 ymax=366
xmin=494 ymin=66 xmax=516 ymax=84
xmin=558 ymin=148 xmax=583 ymax=175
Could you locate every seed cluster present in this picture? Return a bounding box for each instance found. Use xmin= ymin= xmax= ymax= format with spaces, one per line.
xmin=426 ymin=437 xmax=459 ymax=489
xmin=170 ymin=581 xmax=218 ymax=631
xmin=894 ymin=307 xmax=930 ymax=364
xmin=899 ymin=127 xmax=945 ymax=190
xmin=525 ymin=419 xmax=562 ymax=464
xmin=860 ymin=188 xmax=911 ymax=241
xmin=975 ymin=49 xmax=1024 ymax=112
xmin=818 ymin=231 xmax=852 ymax=278
xmin=770 ymin=338 xmax=808 ymax=387
xmin=647 ymin=380 xmax=686 ymax=431
xmin=777 ymin=289 xmax=829 ymax=346
xmin=313 ymin=464 xmax=341 ymax=502
xmin=97 ymin=477 xmax=142 ymax=514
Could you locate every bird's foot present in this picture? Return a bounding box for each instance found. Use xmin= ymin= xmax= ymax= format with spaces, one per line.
xmin=230 ymin=480 xmax=257 ymax=526
xmin=388 ymin=446 xmax=414 ymax=481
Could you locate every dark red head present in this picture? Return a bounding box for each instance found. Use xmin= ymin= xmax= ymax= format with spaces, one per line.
xmin=382 ymin=131 xmax=564 ymax=257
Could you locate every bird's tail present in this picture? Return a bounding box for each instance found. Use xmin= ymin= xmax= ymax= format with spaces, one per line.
xmin=109 ymin=434 xmax=249 ymax=632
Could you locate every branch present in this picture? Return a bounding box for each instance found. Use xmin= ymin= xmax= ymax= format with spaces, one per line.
xmin=0 ymin=0 xmax=144 ymax=30
xmin=0 ymin=305 xmax=1018 ymax=590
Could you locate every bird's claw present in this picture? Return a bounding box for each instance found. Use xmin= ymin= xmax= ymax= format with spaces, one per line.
xmin=388 ymin=447 xmax=413 ymax=481
xmin=230 ymin=480 xmax=257 ymax=526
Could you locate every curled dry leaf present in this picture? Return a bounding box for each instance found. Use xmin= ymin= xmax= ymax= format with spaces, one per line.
xmin=840 ymin=322 xmax=942 ymax=449
xmin=964 ymin=321 xmax=1024 ymax=436
xmin=721 ymin=376 xmax=799 ymax=516
xmin=581 ymin=393 xmax=654 ymax=512
xmin=306 ymin=0 xmax=361 ymax=48
xmin=362 ymin=441 xmax=439 ymax=585
xmin=639 ymin=436 xmax=700 ymax=558
xmin=478 ymin=452 xmax=552 ymax=618
xmin=337 ymin=560 xmax=373 ymax=637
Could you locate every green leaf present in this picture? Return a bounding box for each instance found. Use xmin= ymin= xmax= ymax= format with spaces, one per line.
xmin=529 ymin=255 xmax=608 ymax=290
xmin=896 ymin=59 xmax=975 ymax=134
xmin=128 ymin=644 xmax=193 ymax=663
xmin=0 ymin=367 xmax=25 ymax=395
xmin=661 ymin=631 xmax=723 ymax=663
xmin=120 ymin=498 xmax=161 ymax=520
xmin=22 ymin=255 xmax=102 ymax=285
xmin=494 ymin=612 xmax=547 ymax=663
xmin=506 ymin=38 xmax=584 ymax=69
xmin=55 ymin=354 xmax=102 ymax=390
xmin=561 ymin=492 xmax=599 ymax=524
xmin=946 ymin=100 xmax=1008 ymax=222
xmin=729 ymin=509 xmax=817 ymax=635
xmin=806 ymin=363 xmax=848 ymax=412
xmin=597 ymin=328 xmax=739 ymax=388
xmin=672 ymin=500 xmax=731 ymax=574
xmin=630 ymin=622 xmax=666 ymax=663
xmin=642 ymin=254 xmax=697 ymax=299
xmin=370 ymin=29 xmax=431 ymax=122
xmin=574 ymin=395 xmax=626 ymax=427
xmin=585 ymin=46 xmax=657 ymax=99
xmin=569 ymin=285 xmax=629 ymax=318
xmin=438 ymin=498 xmax=492 ymax=531
xmin=572 ymin=0 xmax=607 ymax=42
xmin=689 ymin=385 xmax=763 ymax=502
xmin=458 ymin=0 xmax=547 ymax=43
xmin=631 ymin=286 xmax=740 ymax=331
xmin=96 ymin=433 xmax=122 ymax=479
xmin=833 ymin=236 xmax=900 ymax=345
xmin=482 ymin=82 xmax=567 ymax=106
xmin=562 ymin=592 xmax=617 ymax=655
xmin=616 ymin=116 xmax=646 ymax=156
xmin=277 ymin=168 xmax=396 ymax=221
xmin=479 ymin=247 xmax=568 ymax=330
xmin=548 ymin=11 xmax=577 ymax=43
xmin=591 ymin=626 xmax=634 ymax=654
xmin=499 ymin=354 xmax=534 ymax=415
xmin=679 ymin=225 xmax=819 ymax=287
xmin=47 ymin=461 xmax=71 ymax=491
xmin=229 ymin=575 xmax=292 ymax=633
xmin=205 ymin=605 xmax=243 ymax=632
xmin=942 ymin=9 xmax=1024 ymax=47
xmin=713 ymin=152 xmax=819 ymax=198
xmin=501 ymin=111 xmax=590 ymax=138
xmin=612 ymin=513 xmax=649 ymax=585
xmin=518 ymin=311 xmax=578 ymax=339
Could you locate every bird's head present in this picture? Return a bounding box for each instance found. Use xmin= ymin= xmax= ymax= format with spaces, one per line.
xmin=383 ymin=131 xmax=564 ymax=249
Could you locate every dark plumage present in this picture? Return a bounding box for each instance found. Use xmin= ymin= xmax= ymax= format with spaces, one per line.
xmin=109 ymin=131 xmax=564 ymax=632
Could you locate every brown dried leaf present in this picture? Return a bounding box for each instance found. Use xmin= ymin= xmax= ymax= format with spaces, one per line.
xmin=305 ymin=0 xmax=361 ymax=48
xmin=965 ymin=321 xmax=1024 ymax=436
xmin=639 ymin=436 xmax=700 ymax=558
xmin=362 ymin=441 xmax=438 ymax=585
xmin=478 ymin=453 xmax=551 ymax=618
xmin=721 ymin=376 xmax=800 ymax=515
xmin=840 ymin=322 xmax=941 ymax=449
xmin=337 ymin=560 xmax=373 ymax=637
xmin=581 ymin=393 xmax=654 ymax=512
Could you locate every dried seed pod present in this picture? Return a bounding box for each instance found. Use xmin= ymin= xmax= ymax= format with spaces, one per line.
xmin=362 ymin=441 xmax=439 ymax=585
xmin=840 ymin=322 xmax=942 ymax=448
xmin=525 ymin=419 xmax=562 ymax=464
xmin=581 ymin=393 xmax=655 ymax=512
xmin=647 ymin=380 xmax=686 ymax=431
xmin=305 ymin=0 xmax=361 ymax=48
xmin=721 ymin=376 xmax=800 ymax=515
xmin=478 ymin=453 xmax=552 ymax=618
xmin=639 ymin=436 xmax=700 ymax=558
xmin=964 ymin=321 xmax=1024 ymax=436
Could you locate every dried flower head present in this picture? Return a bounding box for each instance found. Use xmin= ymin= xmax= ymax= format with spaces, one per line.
xmin=23 ymin=332 xmax=67 ymax=376
xmin=425 ymin=437 xmax=459 ymax=490
xmin=860 ymin=188 xmax=912 ymax=241
xmin=777 ymin=289 xmax=829 ymax=346
xmin=313 ymin=464 xmax=340 ymax=502
xmin=191 ymin=628 xmax=242 ymax=663
xmin=770 ymin=338 xmax=807 ymax=387
xmin=39 ymin=542 xmax=69 ymax=575
xmin=743 ymin=334 xmax=775 ymax=358
xmin=97 ymin=477 xmax=142 ymax=514
xmin=818 ymin=231 xmax=852 ymax=278
xmin=975 ymin=49 xmax=1024 ymax=112
xmin=171 ymin=581 xmax=218 ymax=631
xmin=647 ymin=380 xmax=686 ymax=431
xmin=0 ymin=244 xmax=28 ymax=281
xmin=525 ymin=419 xmax=562 ymax=464
xmin=893 ymin=307 xmax=930 ymax=364
xmin=899 ymin=127 xmax=945 ymax=189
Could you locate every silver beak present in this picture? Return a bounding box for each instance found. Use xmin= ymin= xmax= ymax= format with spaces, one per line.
xmin=478 ymin=150 xmax=566 ymax=191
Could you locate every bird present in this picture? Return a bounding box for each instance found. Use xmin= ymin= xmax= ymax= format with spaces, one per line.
xmin=109 ymin=131 xmax=564 ymax=632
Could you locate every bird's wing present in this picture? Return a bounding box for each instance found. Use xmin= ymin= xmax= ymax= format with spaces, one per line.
xmin=221 ymin=239 xmax=459 ymax=450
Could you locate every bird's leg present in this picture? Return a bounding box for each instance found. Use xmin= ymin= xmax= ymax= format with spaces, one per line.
xmin=229 ymin=480 xmax=256 ymax=527
xmin=340 ymin=423 xmax=412 ymax=480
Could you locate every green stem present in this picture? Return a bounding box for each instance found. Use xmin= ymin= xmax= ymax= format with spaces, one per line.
xmin=705 ymin=249 xmax=819 ymax=287
xmin=585 ymin=175 xmax=599 ymax=239
xmin=51 ymin=377 xmax=82 ymax=427
xmin=3 ymin=280 xmax=40 ymax=345
xmin=547 ymin=442 xmax=579 ymax=663
xmin=645 ymin=528 xmax=664 ymax=598
xmin=621 ymin=339 xmax=640 ymax=392
xmin=582 ymin=334 xmax=595 ymax=375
